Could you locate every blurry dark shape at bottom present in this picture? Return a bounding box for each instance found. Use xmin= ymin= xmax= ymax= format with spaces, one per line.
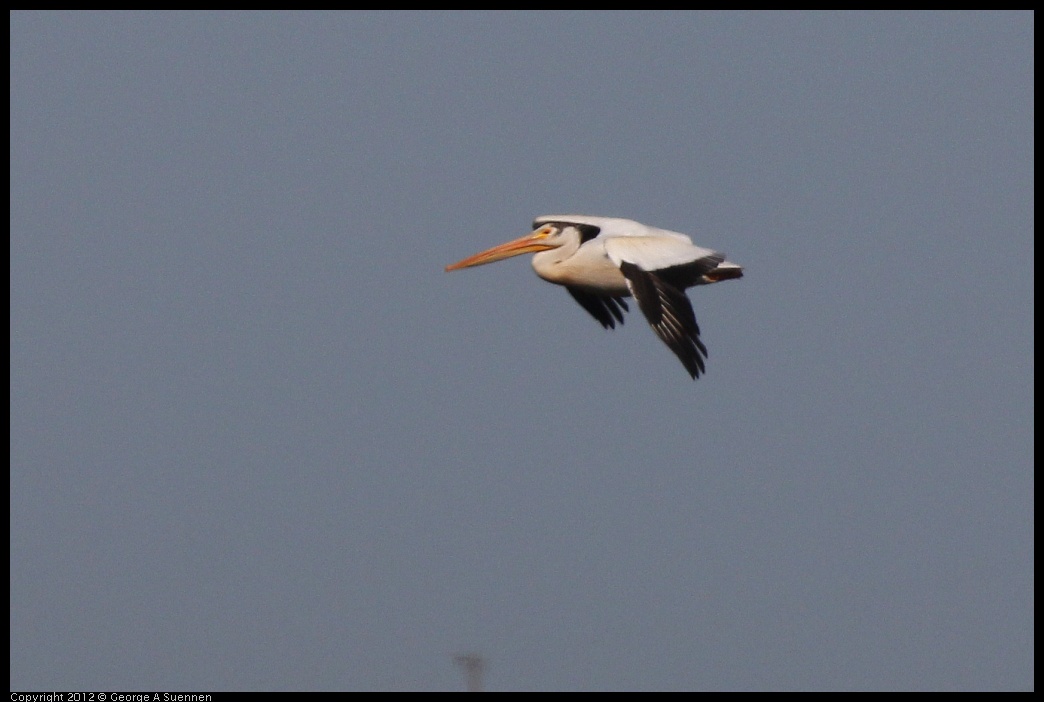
xmin=453 ymin=653 xmax=487 ymax=692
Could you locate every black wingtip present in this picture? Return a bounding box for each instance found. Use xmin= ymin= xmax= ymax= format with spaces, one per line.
xmin=619 ymin=261 xmax=712 ymax=380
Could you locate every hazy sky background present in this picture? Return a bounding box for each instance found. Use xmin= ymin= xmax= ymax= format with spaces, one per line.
xmin=10 ymin=11 xmax=1033 ymax=691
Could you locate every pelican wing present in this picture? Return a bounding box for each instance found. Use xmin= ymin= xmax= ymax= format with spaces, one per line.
xmin=566 ymin=287 xmax=629 ymax=329
xmin=617 ymin=261 xmax=708 ymax=379
xmin=604 ymin=231 xmax=716 ymax=267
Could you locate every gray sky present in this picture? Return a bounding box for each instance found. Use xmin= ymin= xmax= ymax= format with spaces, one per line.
xmin=10 ymin=11 xmax=1033 ymax=691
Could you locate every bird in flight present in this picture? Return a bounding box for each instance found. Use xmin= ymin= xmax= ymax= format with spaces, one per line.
xmin=445 ymin=215 xmax=743 ymax=379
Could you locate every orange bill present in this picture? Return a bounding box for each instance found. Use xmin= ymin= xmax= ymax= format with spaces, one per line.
xmin=445 ymin=228 xmax=557 ymax=271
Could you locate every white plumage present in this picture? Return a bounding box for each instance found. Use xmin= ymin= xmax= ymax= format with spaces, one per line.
xmin=446 ymin=215 xmax=743 ymax=379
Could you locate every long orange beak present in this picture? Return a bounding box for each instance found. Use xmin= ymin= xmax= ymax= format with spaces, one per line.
xmin=445 ymin=229 xmax=558 ymax=272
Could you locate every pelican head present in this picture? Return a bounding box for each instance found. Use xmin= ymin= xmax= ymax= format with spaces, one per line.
xmin=445 ymin=220 xmax=593 ymax=271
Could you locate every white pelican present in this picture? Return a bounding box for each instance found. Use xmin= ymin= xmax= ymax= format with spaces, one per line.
xmin=446 ymin=215 xmax=743 ymax=379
